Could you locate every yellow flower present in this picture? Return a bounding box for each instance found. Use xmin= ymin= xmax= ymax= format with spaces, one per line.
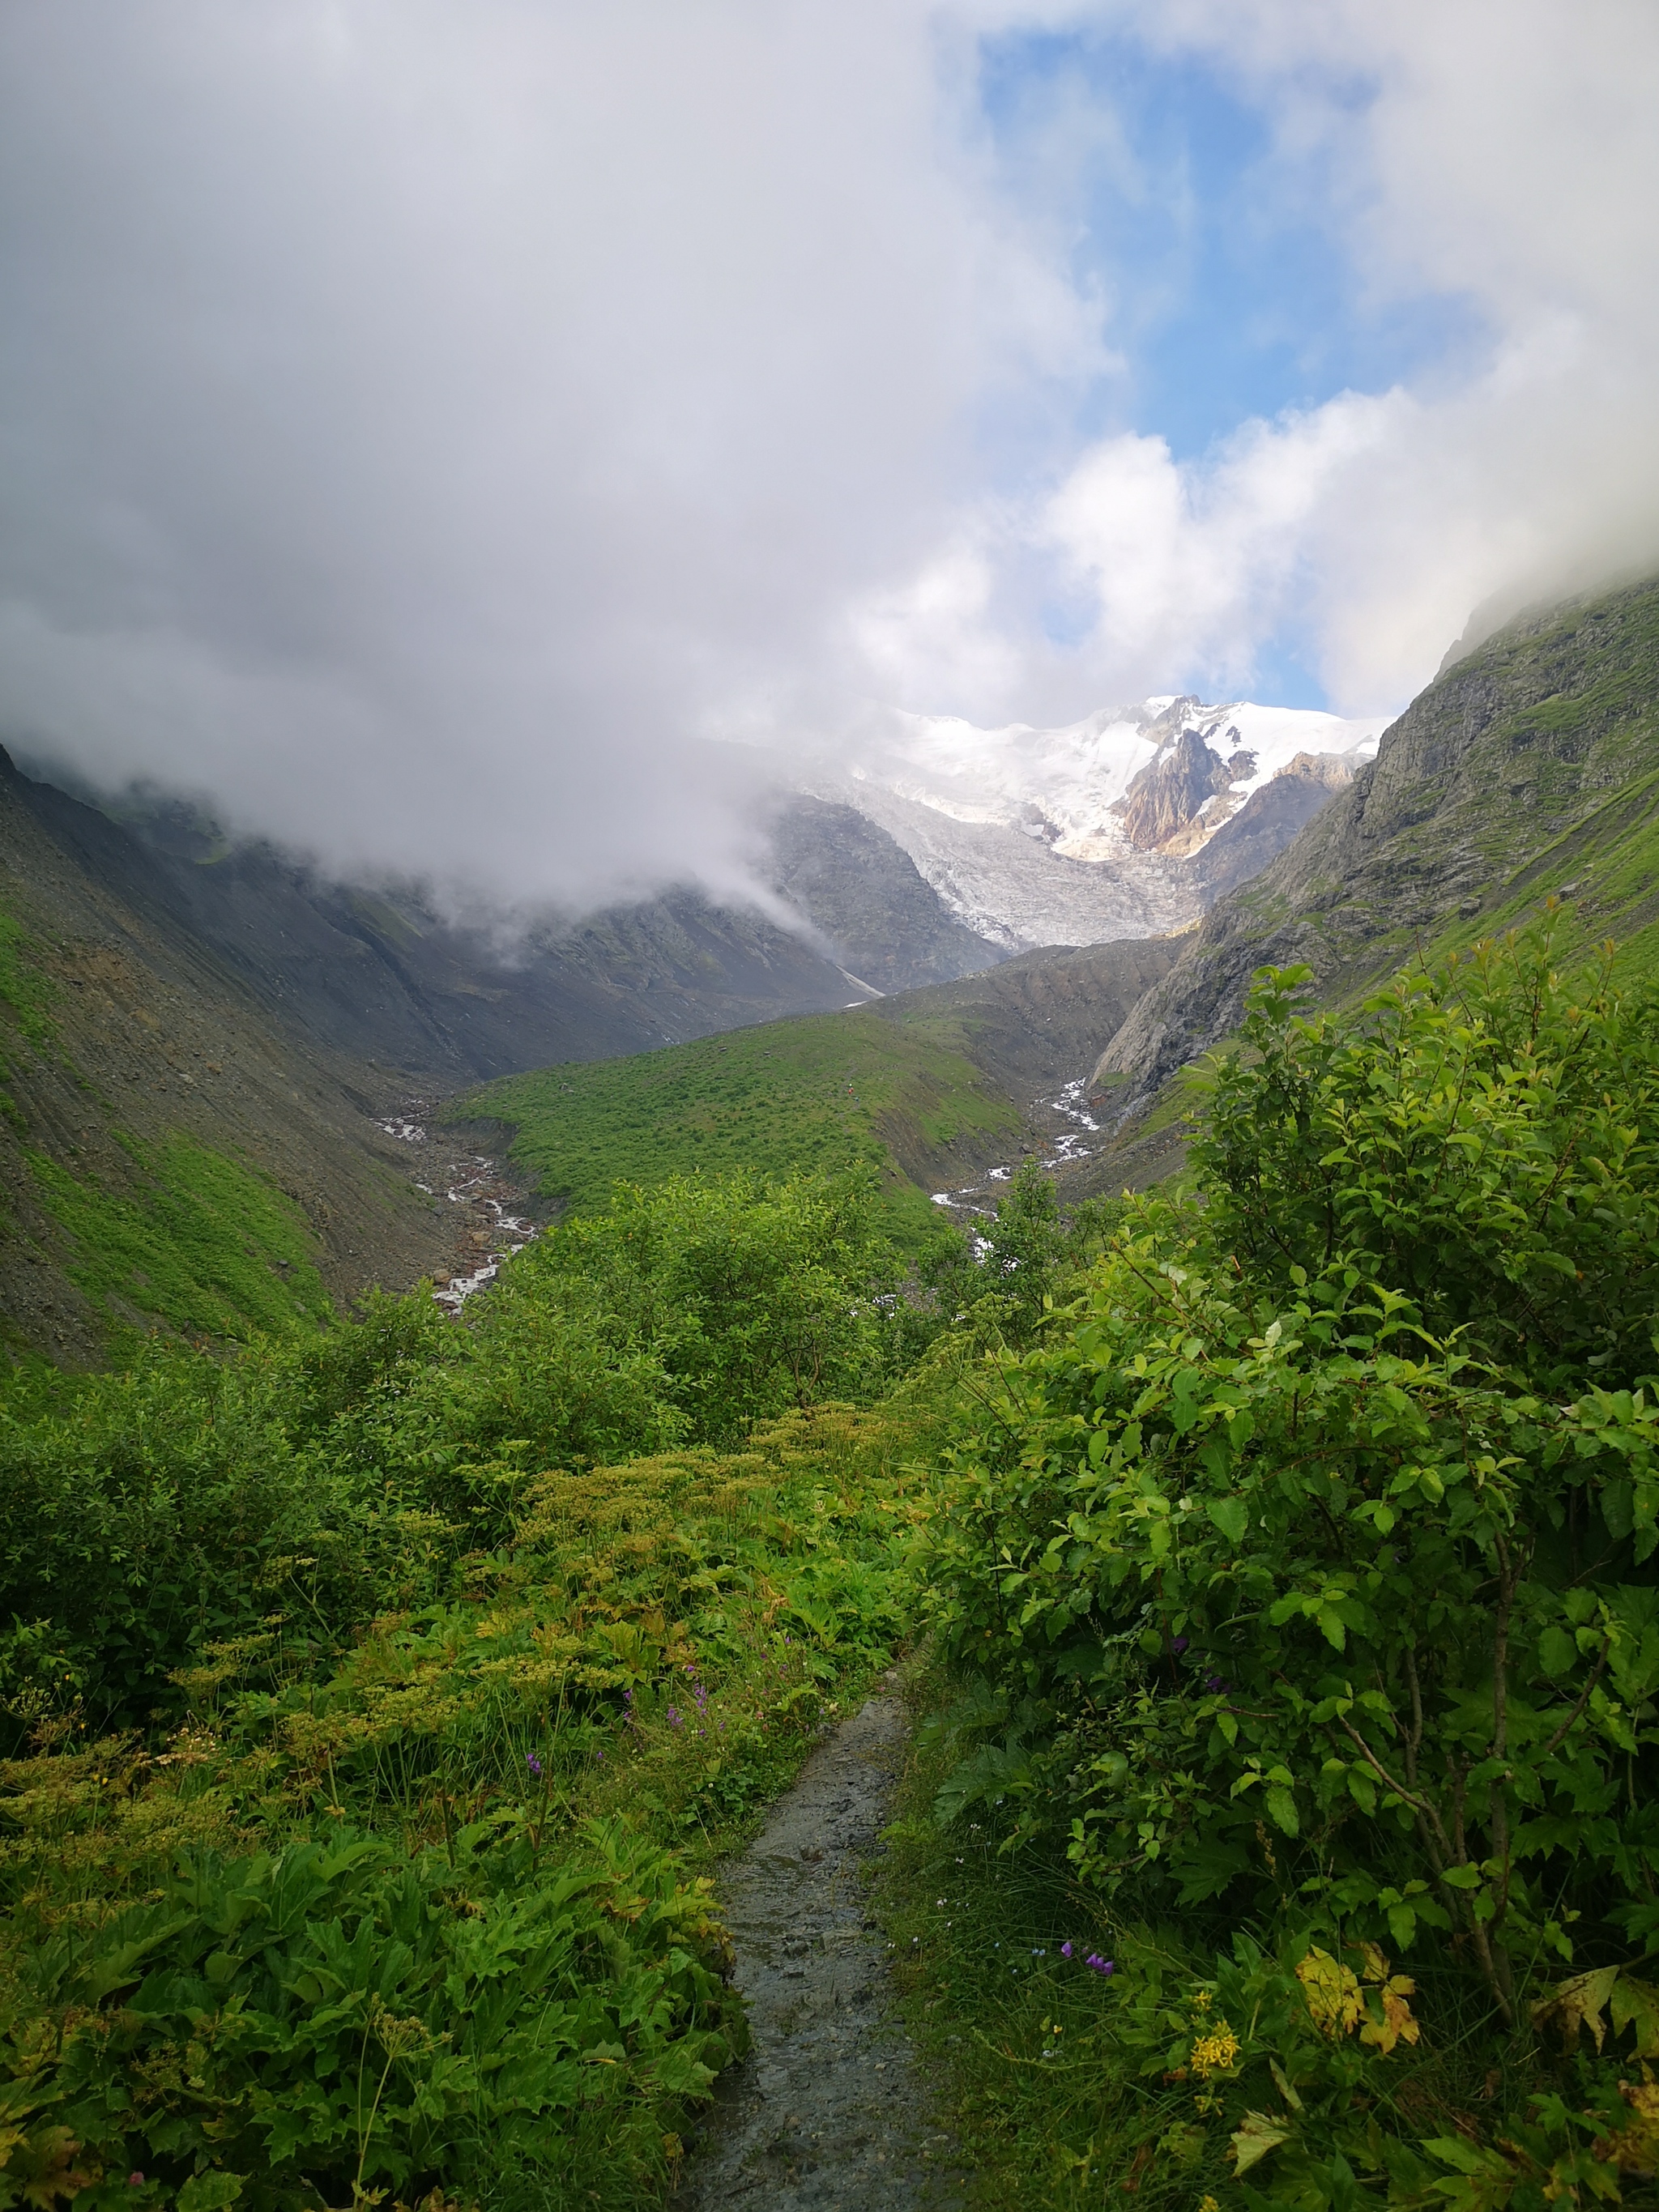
xmin=1190 ymin=2022 xmax=1241 ymax=2078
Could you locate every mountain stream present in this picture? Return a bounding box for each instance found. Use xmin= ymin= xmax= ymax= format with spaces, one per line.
xmin=928 ymin=1076 xmax=1100 ymax=1231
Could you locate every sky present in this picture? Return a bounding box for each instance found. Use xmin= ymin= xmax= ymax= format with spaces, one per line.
xmin=2 ymin=0 xmax=1657 ymax=910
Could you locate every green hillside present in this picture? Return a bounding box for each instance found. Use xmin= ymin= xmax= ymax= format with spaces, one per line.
xmin=0 ymin=896 xmax=341 ymax=1356
xmin=1337 ymin=582 xmax=1659 ymax=987
xmin=1090 ymin=572 xmax=1659 ymax=1173
xmin=449 ymin=936 xmax=1183 ymax=1237
xmin=450 ymin=999 xmax=1026 ymax=1242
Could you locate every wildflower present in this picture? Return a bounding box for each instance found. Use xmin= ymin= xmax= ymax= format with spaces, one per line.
xmin=1203 ymin=1673 xmax=1229 ymax=1693
xmin=1060 ymin=1942 xmax=1073 ymax=1959
xmin=526 ymin=1754 xmax=543 ymax=1780
xmin=667 ymin=1706 xmax=682 ymax=1728
xmin=1085 ymin=1954 xmax=1114 ymax=1977
xmin=1190 ymin=2022 xmax=1240 ymax=2078
xmin=595 ymin=1750 xmax=605 ymax=1763
xmin=1171 ymin=1636 xmax=1189 ymax=1653
xmin=129 ymin=2179 xmax=145 ymax=2190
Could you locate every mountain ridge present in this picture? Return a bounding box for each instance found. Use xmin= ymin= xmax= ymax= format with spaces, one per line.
xmin=1085 ymin=571 xmax=1659 ymax=1146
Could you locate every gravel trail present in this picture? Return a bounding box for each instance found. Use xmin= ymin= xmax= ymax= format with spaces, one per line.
xmin=674 ymin=1694 xmax=966 ymax=2211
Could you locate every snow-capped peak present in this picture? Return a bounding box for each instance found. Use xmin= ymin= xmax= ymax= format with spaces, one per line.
xmin=873 ymin=694 xmax=1388 ymax=860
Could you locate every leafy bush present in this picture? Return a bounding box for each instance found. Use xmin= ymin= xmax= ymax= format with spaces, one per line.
xmin=1194 ymin=931 xmax=1659 ymax=1390
xmin=0 ymin=1818 xmax=740 ymax=2210
xmin=919 ymin=928 xmax=1659 ymax=2196
xmin=485 ymin=1168 xmax=914 ymax=1445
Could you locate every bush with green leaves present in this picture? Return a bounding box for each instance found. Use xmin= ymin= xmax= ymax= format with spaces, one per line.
xmin=0 ymin=1169 xmax=923 ymax=1738
xmin=1194 ymin=927 xmax=1659 ymax=1391
xmin=0 ymin=1817 xmax=740 ymax=2211
xmin=495 ymin=1166 xmax=918 ymax=1444
xmin=919 ymin=928 xmax=1659 ymax=2194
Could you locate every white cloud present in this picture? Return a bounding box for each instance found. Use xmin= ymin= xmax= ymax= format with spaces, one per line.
xmin=859 ymin=0 xmax=1659 ymax=722
xmin=2 ymin=0 xmax=1657 ymax=906
xmin=0 ymin=0 xmax=1102 ymax=906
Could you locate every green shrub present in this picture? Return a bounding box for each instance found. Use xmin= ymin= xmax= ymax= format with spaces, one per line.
xmin=0 ymin=1818 xmax=740 ymax=2210
xmin=918 ymin=927 xmax=1659 ymax=2196
xmin=1192 ymin=927 xmax=1659 ymax=1391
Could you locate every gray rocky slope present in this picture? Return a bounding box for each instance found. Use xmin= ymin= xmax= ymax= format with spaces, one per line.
xmin=1090 ymin=572 xmax=1659 ymax=1116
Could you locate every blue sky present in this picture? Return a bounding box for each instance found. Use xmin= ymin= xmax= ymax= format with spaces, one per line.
xmin=981 ymin=29 xmax=1484 ymax=459
xmin=977 ymin=29 xmax=1490 ymax=705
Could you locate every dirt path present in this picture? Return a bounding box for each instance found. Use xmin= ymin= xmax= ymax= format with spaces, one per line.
xmin=674 ymin=1694 xmax=966 ymax=2211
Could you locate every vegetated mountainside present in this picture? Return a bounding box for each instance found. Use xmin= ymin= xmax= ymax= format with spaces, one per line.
xmin=0 ymin=751 xmax=462 ymax=1362
xmin=1090 ymin=571 xmax=1659 ymax=1123
xmin=19 ymin=774 xmax=882 ymax=1084
xmin=766 ymin=795 xmax=1003 ymax=991
xmin=452 ymin=933 xmax=1183 ymax=1238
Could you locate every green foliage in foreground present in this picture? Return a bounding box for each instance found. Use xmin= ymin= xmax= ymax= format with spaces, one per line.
xmin=919 ymin=927 xmax=1659 ymax=2205
xmin=0 ymin=1403 xmax=923 ymax=2208
xmin=15 ymin=1821 xmax=739 ymax=2212
xmin=1 ymin=1161 xmax=1060 ymax=2207
xmin=450 ymin=1001 xmax=1024 ymax=1245
xmin=0 ymin=1168 xmax=939 ymax=1732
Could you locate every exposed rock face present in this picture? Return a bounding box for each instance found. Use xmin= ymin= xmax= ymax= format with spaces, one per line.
xmin=1112 ymin=725 xmax=1239 ymax=850
xmin=1090 ymin=573 xmax=1659 ymax=1113
xmin=1192 ymin=751 xmax=1358 ymax=901
xmin=766 ymin=795 xmax=1004 ymax=992
xmin=12 ymin=769 xmax=883 ymax=1083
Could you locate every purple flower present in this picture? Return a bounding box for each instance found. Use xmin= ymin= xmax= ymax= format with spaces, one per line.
xmin=1204 ymin=1673 xmax=1229 ymax=1694
xmin=1060 ymin=1941 xmax=1073 ymax=1959
xmin=595 ymin=1750 xmax=605 ymax=1763
xmin=666 ymin=1705 xmax=682 ymax=1728
xmin=526 ymin=1753 xmax=543 ymax=1779
xmin=1085 ymin=1954 xmax=1115 ymax=1976
xmin=1171 ymin=1637 xmax=1189 ymax=1654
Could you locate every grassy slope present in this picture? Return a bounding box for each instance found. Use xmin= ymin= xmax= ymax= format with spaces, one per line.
xmin=452 ymin=1001 xmax=1027 ymax=1243
xmin=1283 ymin=581 xmax=1659 ymax=993
xmin=29 ymin=1133 xmax=333 ymax=1340
xmin=0 ymin=900 xmax=334 ymax=1349
xmin=1345 ymin=588 xmax=1659 ymax=988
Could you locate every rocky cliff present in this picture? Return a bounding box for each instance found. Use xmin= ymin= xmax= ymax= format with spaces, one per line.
xmin=1090 ymin=573 xmax=1659 ymax=1112
xmin=767 ymin=795 xmax=1004 ymax=992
